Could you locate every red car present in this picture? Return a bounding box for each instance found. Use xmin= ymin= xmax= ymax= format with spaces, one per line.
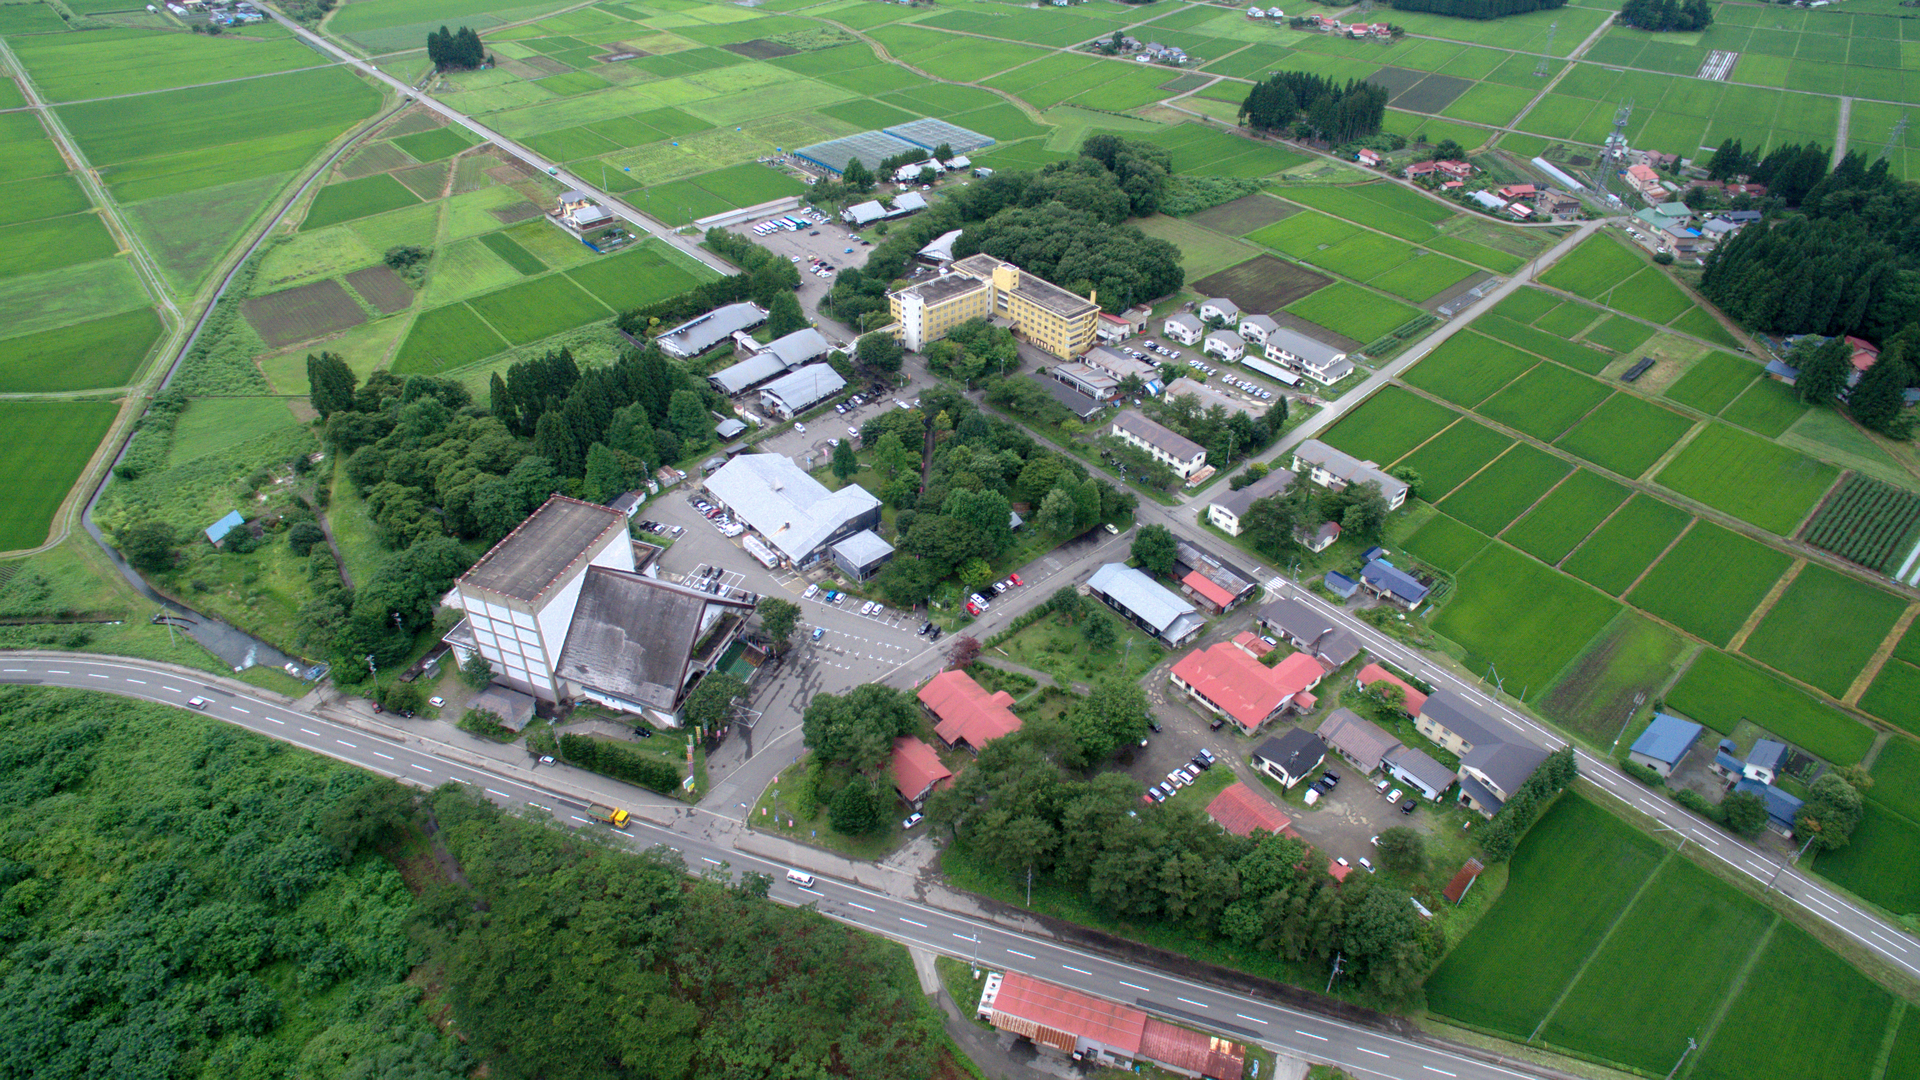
xmin=1008 ymin=573 xmax=1023 ymax=586
xmin=965 ymin=600 xmax=982 ymax=616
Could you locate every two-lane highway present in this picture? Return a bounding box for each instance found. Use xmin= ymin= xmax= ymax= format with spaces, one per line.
xmin=3 ymin=653 xmax=1554 ymax=1080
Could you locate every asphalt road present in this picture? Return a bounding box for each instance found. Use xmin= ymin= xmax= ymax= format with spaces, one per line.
xmin=4 ymin=652 xmax=1553 ymax=1080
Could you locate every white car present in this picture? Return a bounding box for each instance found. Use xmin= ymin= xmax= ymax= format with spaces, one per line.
xmin=1359 ymin=857 xmax=1376 ymax=873
xmin=863 ymin=601 xmax=879 ymax=616
xmin=793 ymin=422 xmax=806 ymax=434
xmin=187 ymin=696 xmax=209 ymax=710
xmin=903 ymin=812 xmax=924 ymax=829
xmin=804 ymin=583 xmax=819 ymax=599
xmin=428 ymin=696 xmax=446 ymax=708
xmin=1386 ymin=788 xmax=1403 ymax=803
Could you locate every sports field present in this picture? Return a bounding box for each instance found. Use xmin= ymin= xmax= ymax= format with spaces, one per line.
xmin=1655 ymin=423 xmax=1839 ymax=536
xmin=1627 ymin=520 xmax=1791 ymax=646
xmin=1435 ymin=542 xmax=1617 ymax=699
xmin=0 ymin=401 xmax=120 ymax=551
xmin=1562 ymin=495 xmax=1692 ymax=595
xmin=1665 ymin=648 xmax=1875 ymax=766
xmin=1739 ymin=564 xmax=1908 ymax=698
xmin=1501 ymin=469 xmax=1629 ymax=566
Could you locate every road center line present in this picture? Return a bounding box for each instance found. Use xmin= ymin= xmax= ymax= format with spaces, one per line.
xmin=486 ymin=789 xmax=510 ymax=798
xmin=952 ymin=933 xmax=974 ymax=942
xmin=1062 ymin=964 xmax=1092 ymax=975
xmin=1293 ymin=1029 xmax=1325 ymax=1040
xmin=847 ymin=902 xmax=875 ymax=912
xmin=266 ymin=717 xmax=284 ymax=724
xmin=1118 ymin=980 xmax=1148 ymax=992
xmin=1008 ymin=949 xmax=1036 ymax=960
xmin=87 ymin=673 xmax=108 ymax=679
xmin=126 ymin=679 xmax=144 ymax=684
xmin=2 ymin=669 xmax=25 ymax=672
xmin=1176 ymin=997 xmax=1208 ymax=1008
xmin=47 ymin=670 xmax=68 ymax=674
xmin=299 ymin=728 xmax=321 ymax=736
xmin=408 ymin=763 xmax=433 ymax=772
xmin=1357 ymin=1048 xmax=1390 ymax=1058
xmin=372 ymin=752 xmax=393 ymax=760
xmin=702 ymin=858 xmax=722 ymax=865
xmin=231 ymin=706 xmax=250 ymax=714
xmin=900 ymin=917 xmax=928 ymax=928
xmin=162 ymin=685 xmax=180 ymax=692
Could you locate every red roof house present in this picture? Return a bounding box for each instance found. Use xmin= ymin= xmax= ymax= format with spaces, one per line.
xmin=1403 ymin=161 xmax=1439 ymax=179
xmin=1357 ymin=663 xmax=1426 ymax=715
xmin=1169 ymin=645 xmax=1326 ymax=734
xmin=920 ymin=669 xmax=1023 ymax=752
xmin=1437 ymin=159 xmax=1472 ymax=179
xmin=891 ymin=736 xmax=952 ymax=807
xmin=1328 ymin=858 xmax=1352 ymax=882
xmin=1205 ymin=781 xmax=1295 ymax=838
xmin=1497 ymin=183 xmax=1535 ymax=200
xmin=978 ymin=971 xmax=1146 ymax=1061
xmin=1232 ymin=630 xmax=1273 ymax=658
xmin=1356 ymin=148 xmax=1380 ymax=167
xmin=1182 ymin=568 xmax=1240 ymax=613
xmin=1139 ymin=1019 xmax=1247 ymax=1080
xmin=1847 ymin=335 xmax=1880 ymax=372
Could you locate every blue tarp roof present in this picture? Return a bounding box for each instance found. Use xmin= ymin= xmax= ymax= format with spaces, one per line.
xmin=204 ymin=510 xmax=245 ymax=544
xmin=1631 ymin=712 xmax=1704 ymax=765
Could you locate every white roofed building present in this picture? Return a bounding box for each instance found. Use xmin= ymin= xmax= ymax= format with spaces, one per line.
xmin=758 ymin=363 xmax=846 ymax=418
xmin=703 ymin=454 xmax=881 ymax=568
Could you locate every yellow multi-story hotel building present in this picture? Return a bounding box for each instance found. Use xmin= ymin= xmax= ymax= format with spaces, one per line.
xmin=887 ymin=254 xmax=1101 ymax=361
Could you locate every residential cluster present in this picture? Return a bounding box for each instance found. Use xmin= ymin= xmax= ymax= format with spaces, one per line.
xmin=1163 ymin=297 xmax=1352 ymax=386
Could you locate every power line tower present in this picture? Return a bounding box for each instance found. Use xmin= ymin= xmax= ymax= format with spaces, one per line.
xmin=1533 ymin=21 xmax=1557 ymax=77
xmin=1357 ymin=0 xmax=1374 ymax=14
xmin=1601 ymin=98 xmax=1634 ymax=199
xmin=1876 ymin=111 xmax=1910 ymax=165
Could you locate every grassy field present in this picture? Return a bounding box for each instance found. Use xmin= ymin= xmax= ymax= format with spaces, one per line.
xmin=478 ymin=231 xmax=547 ymax=276
xmin=0 ymin=214 xmax=119 ymax=281
xmin=1655 ymin=423 xmax=1839 ymax=536
xmin=1400 ymin=511 xmax=1490 ymax=576
xmin=1396 ymin=418 xmax=1513 ymax=499
xmin=1812 ymin=800 xmax=1920 ymax=916
xmin=1665 ymin=350 xmax=1762 ymax=414
xmin=1438 ymin=444 xmax=1572 ymax=536
xmin=1402 ymin=331 xmax=1536 ymax=408
xmin=1858 ymin=659 xmax=1920 ymax=735
xmin=1552 ymin=393 xmax=1697 ymax=480
xmin=1665 ymin=649 xmax=1875 ymax=766
xmin=13 ymin=27 xmax=330 ymax=102
xmin=1475 ymin=362 xmax=1611 ymax=443
xmin=1538 ymin=232 xmax=1642 ymax=299
xmin=0 ymin=307 xmax=161 ymax=393
xmin=1319 ymin=386 xmax=1460 ymax=467
xmin=0 ymin=401 xmax=120 ymax=551
xmin=1539 ymin=610 xmax=1690 ymax=744
xmin=1475 ymin=315 xmax=1615 ymax=375
xmin=169 ymin=397 xmax=297 ymax=464
xmin=1739 ymin=564 xmax=1909 ymax=697
xmin=1435 ymin=542 xmax=1617 ymax=699
xmin=1626 ymin=521 xmax=1790 ymax=647
xmin=1425 ymin=795 xmax=1664 ymax=1035
xmin=1540 ymin=857 xmax=1770 ymax=1075
xmin=1689 ymin=923 xmax=1894 ymax=1080
xmin=565 ymin=241 xmax=712 ymax=310
xmin=303 ymin=173 xmax=423 ymax=231
xmin=1501 ymin=469 xmax=1629 ymax=565
xmin=1720 ymin=378 xmax=1809 ymax=439
xmin=465 ymin=274 xmax=611 ymax=346
xmin=392 ymin=304 xmax=509 ymax=375
xmin=1867 ymin=734 xmax=1920 ymax=826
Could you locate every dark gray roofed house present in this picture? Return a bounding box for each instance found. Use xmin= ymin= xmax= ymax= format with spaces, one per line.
xmin=1252 ymin=728 xmax=1327 ymax=788
xmin=1384 ymin=744 xmax=1455 ymax=801
xmin=1208 ymin=466 xmax=1297 ymax=536
xmin=708 ymin=350 xmax=794 ymax=395
xmin=1292 ymin=440 xmax=1409 ymax=509
xmin=657 ymin=302 xmax=766 ymax=360
xmin=832 ymin=529 xmax=895 ymax=582
xmin=1414 ymin=691 xmax=1507 ymax=756
xmin=1172 ymin=540 xmax=1257 ymax=611
xmin=1111 ymin=411 xmax=1207 ymax=480
xmin=1458 ymin=741 xmax=1550 ymax=817
xmin=469 ymin=683 xmax=537 ymax=732
xmin=1324 ymin=571 xmax=1359 ymax=599
xmin=556 ymin=567 xmax=755 ymax=715
xmin=1086 ymin=563 xmax=1206 ymax=646
xmin=1256 ymin=595 xmax=1362 ymax=668
xmin=1033 ymin=374 xmax=1104 ymax=420
xmin=1317 ymin=708 xmax=1401 ymax=771
xmin=763 ymin=327 xmax=831 ymax=369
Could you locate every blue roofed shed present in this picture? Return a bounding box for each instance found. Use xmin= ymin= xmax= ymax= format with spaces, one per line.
xmin=204 ymin=510 xmax=246 ymax=546
xmin=1734 ymin=778 xmax=1803 ymax=836
xmin=1629 ymin=712 xmax=1704 ymax=777
xmin=1324 ymin=571 xmax=1359 ymax=599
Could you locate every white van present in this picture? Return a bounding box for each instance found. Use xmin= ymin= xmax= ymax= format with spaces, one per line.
xmin=786 ymin=869 xmax=815 ymax=888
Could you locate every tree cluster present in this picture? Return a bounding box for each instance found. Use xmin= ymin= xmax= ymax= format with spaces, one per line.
xmin=1619 ymin=0 xmax=1711 ymax=31
xmin=1142 ymin=389 xmax=1281 ymax=471
xmin=425 ymin=25 xmax=485 ymax=70
xmin=1795 ymin=772 xmax=1865 ymax=853
xmin=1239 ymin=472 xmax=1393 ymax=560
xmin=1078 ymin=134 xmax=1174 ymax=217
xmin=924 ymin=317 xmax=1019 ymax=384
xmin=1385 ymin=0 xmax=1565 ymax=17
xmin=924 ymin=721 xmax=1442 ymax=1001
xmin=1472 ymin=747 xmax=1578 ymax=862
xmin=1239 ymin=72 xmax=1390 ymax=144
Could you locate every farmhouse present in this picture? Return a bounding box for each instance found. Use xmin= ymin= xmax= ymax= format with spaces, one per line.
xmin=1111 ymin=411 xmax=1208 ymax=480
xmin=1252 ymin=728 xmax=1327 ymax=788
xmin=1356 ymin=662 xmax=1426 ymax=715
xmin=1628 ymin=712 xmax=1704 ymax=777
xmin=1625 ymin=163 xmax=1669 ymax=202
xmin=1163 ymin=313 xmax=1203 ymax=346
xmin=919 ymin=668 xmax=1023 ymax=752
xmin=1204 ymin=329 xmax=1246 ymax=362
xmin=1208 ymin=465 xmax=1298 ymax=537
xmin=1087 ymin=563 xmax=1207 ymax=647
xmin=1170 ymin=640 xmax=1325 ymax=734
xmin=1317 ymin=708 xmax=1400 ymax=771
xmin=1199 ymin=298 xmax=1241 ymax=324
xmin=891 ymin=736 xmax=952 ymax=808
xmin=442 ymin=496 xmax=754 ymax=722
xmin=1173 ymin=539 xmax=1258 ymax=614
xmin=1497 ymin=183 xmax=1536 ymax=201
xmin=1323 ymin=570 xmax=1359 ymax=599
xmin=1360 ymin=558 xmax=1428 ymax=610
xmin=1356 ymin=148 xmax=1380 ymax=167
xmin=657 ymin=302 xmax=767 ymax=360
xmin=887 ymin=254 xmax=1100 ymax=360
xmin=702 ymin=453 xmax=880 ymax=568
xmin=1206 ymin=781 xmax=1296 ymax=837
xmin=1742 ymin=739 xmax=1790 ymax=785
xmin=975 ymin=972 xmax=1247 ymax=1078
xmin=1734 ymin=778 xmax=1803 ymax=836
xmin=1257 ymin=594 xmax=1362 ymax=668
xmin=556 ymin=190 xmax=612 ymax=230
xmin=758 ymin=363 xmax=846 ymax=419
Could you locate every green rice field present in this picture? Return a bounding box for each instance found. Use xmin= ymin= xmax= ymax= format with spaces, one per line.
xmin=1552 ymin=393 xmax=1697 ymax=480
xmin=1627 ymin=520 xmax=1791 ymax=647
xmin=1284 ymin=282 xmax=1420 ymax=344
xmin=1655 ymin=423 xmax=1839 ymax=536
xmin=0 ymin=214 xmax=118 ymax=281
xmin=1437 ymin=444 xmax=1572 ymax=536
xmin=1435 ymin=542 xmax=1617 ymax=699
xmin=0 ymin=400 xmax=120 ymax=551
xmin=1665 ymin=351 xmax=1763 ymax=414
xmin=302 ymin=173 xmax=423 ymax=231
xmin=1739 ymin=564 xmax=1908 ymax=698
xmin=1402 ymin=331 xmax=1536 ymax=408
xmin=393 ymin=303 xmax=509 ymax=375
xmin=1501 ymin=469 xmax=1629 ymax=565
xmin=1395 ymin=417 xmax=1513 ymax=499
xmin=1562 ymin=495 xmax=1693 ymax=595
xmin=465 ymin=274 xmax=612 ymax=346
xmin=1858 ymin=659 xmax=1920 ymax=735
xmin=1720 ymin=378 xmax=1809 ymax=438
xmin=0 ymin=307 xmax=162 ymax=394
xmin=1812 ymin=800 xmax=1920 ymax=915
xmin=1319 ymin=386 xmax=1460 ymax=467
xmin=1475 ymin=362 xmax=1611 ymax=442
xmin=1400 ymin=511 xmax=1490 ymax=576
xmin=1666 ymin=648 xmax=1875 ymax=765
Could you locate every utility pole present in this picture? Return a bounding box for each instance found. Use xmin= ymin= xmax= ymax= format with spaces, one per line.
xmin=1767 ymin=835 xmax=1818 ymax=892
xmin=1664 ymin=1037 xmax=1697 ymax=1080
xmin=1325 ymin=951 xmax=1345 ymax=993
xmin=1611 ymin=692 xmax=1647 ymax=756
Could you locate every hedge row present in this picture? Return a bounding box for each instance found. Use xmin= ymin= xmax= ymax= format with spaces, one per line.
xmin=557 ymin=733 xmax=683 ymax=796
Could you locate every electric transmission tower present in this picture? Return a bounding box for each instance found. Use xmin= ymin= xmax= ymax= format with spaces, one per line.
xmin=1357 ymin=0 xmax=1374 ymax=16
xmin=1876 ymin=112 xmax=1910 ymax=165
xmin=1533 ymin=21 xmax=1557 ymax=77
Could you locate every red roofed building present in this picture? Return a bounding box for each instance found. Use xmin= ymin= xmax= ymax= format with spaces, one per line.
xmin=1847 ymin=335 xmax=1880 ymax=373
xmin=1182 ymin=568 xmax=1240 ymax=613
xmin=1403 ymin=161 xmax=1439 ymax=179
xmin=977 ymin=971 xmax=1247 ymax=1078
xmin=1232 ymin=630 xmax=1272 ymax=658
xmin=1357 ymin=663 xmax=1426 ymax=715
xmin=1328 ymin=858 xmax=1352 ymax=882
xmin=977 ymin=971 xmax=1145 ymax=1065
xmin=1441 ymin=179 xmax=1464 ymax=190
xmin=1356 ymin=148 xmax=1380 ymax=167
xmin=1169 ymin=644 xmax=1326 ymax=734
xmin=1206 ymin=781 xmax=1295 ymax=838
xmin=1443 ymin=857 xmax=1485 ymax=904
xmin=919 ymin=669 xmax=1023 ymax=752
xmin=1437 ymin=160 xmax=1472 ymax=179
xmin=891 ymin=736 xmax=952 ymax=808
xmin=1497 ymin=183 xmax=1535 ymax=200
xmin=1140 ymin=1019 xmax=1247 ymax=1080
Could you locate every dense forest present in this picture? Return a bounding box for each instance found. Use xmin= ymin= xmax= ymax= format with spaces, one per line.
xmin=1385 ymin=0 xmax=1564 ymax=18
xmin=1618 ymin=0 xmax=1712 ymax=32
xmin=0 ymin=687 xmax=964 ymax=1080
xmin=1238 ymin=73 xmax=1390 ymax=144
xmin=1698 ymin=149 xmax=1920 ymax=342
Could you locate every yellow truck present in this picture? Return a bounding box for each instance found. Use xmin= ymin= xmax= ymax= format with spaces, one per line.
xmin=586 ymin=804 xmax=630 ymax=829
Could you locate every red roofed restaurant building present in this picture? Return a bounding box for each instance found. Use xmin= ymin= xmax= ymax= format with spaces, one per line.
xmin=1169 ymin=641 xmax=1326 ymax=734
xmin=978 ymin=971 xmax=1245 ymax=1078
xmin=1205 ymin=781 xmax=1296 ymax=838
xmin=890 ymin=736 xmax=952 ymax=809
xmin=919 ymin=669 xmax=1023 ymax=753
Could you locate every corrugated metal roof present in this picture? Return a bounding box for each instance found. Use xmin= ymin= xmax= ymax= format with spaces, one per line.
xmin=1088 ymin=563 xmax=1197 ymax=634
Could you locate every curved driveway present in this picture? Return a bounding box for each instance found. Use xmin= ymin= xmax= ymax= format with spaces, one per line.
xmin=5 ymin=651 xmax=1563 ymax=1080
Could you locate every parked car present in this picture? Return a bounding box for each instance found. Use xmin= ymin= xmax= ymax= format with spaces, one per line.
xmin=1189 ymin=755 xmax=1210 ymax=771
xmin=1374 ymin=778 xmax=1391 ymax=793
xmin=1386 ymin=788 xmax=1403 ymax=803
xmin=804 ymin=584 xmax=819 ymax=599
xmin=1196 ymin=748 xmax=1216 ymax=765
xmin=965 ymin=601 xmax=982 ymax=616
xmin=811 ymin=628 xmax=825 ymax=642
xmin=1009 ymin=572 xmax=1023 ymax=586
xmin=1359 ymin=857 xmax=1375 ymax=873
xmin=1209 ymin=716 xmax=1225 ymax=731
xmin=903 ymin=812 xmax=924 ymax=829
xmin=428 ymin=696 xmax=445 ymax=708
xmin=1321 ymin=770 xmax=1340 ymax=787
xmin=1335 ymin=857 xmax=1350 ymax=868
xmin=1401 ymin=799 xmax=1418 ymax=814
xmin=793 ymin=422 xmax=805 ymax=433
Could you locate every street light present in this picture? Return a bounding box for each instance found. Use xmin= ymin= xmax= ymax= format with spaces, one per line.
xmin=1664 ymin=1037 xmax=1697 ymax=1080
